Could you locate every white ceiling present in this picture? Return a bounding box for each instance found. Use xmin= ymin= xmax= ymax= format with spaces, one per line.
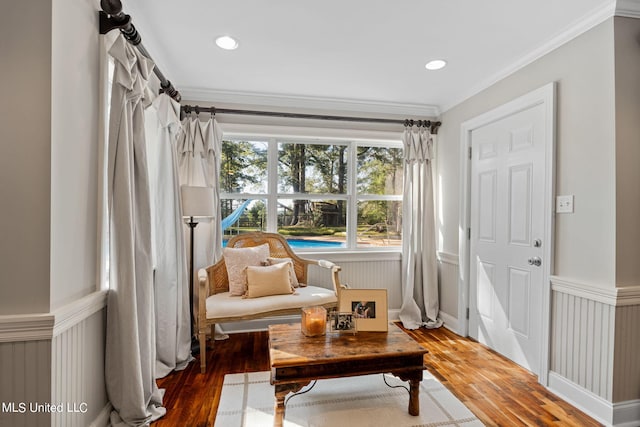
xmin=124 ymin=0 xmax=623 ymax=115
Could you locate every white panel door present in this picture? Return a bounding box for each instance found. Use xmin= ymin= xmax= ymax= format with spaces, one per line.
xmin=469 ymin=102 xmax=546 ymax=374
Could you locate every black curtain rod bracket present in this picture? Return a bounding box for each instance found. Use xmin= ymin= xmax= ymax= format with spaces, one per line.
xmin=181 ymin=104 xmax=442 ymax=134
xmin=99 ymin=0 xmax=181 ymax=102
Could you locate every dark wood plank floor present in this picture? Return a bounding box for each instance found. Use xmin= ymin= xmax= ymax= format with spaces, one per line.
xmin=154 ymin=324 xmax=602 ymax=427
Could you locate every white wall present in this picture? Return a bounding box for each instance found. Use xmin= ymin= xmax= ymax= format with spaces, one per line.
xmin=611 ymin=16 xmax=640 ymax=406
xmin=437 ymin=18 xmax=617 ymax=319
xmin=50 ymin=0 xmax=102 ymax=309
xmin=437 ymin=16 xmax=640 ymax=424
xmin=613 ymin=17 xmax=640 ymax=287
xmin=0 ymin=0 xmax=52 ymax=315
xmin=1 ymin=1 xmax=109 ymax=425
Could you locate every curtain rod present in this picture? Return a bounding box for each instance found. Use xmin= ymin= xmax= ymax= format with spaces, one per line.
xmin=98 ymin=0 xmax=181 ymax=102
xmin=181 ymin=105 xmax=442 ymax=134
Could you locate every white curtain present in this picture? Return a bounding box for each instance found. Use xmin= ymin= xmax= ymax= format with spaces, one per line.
xmin=399 ymin=125 xmax=443 ymax=330
xmin=105 ymin=35 xmax=165 ymax=425
xmin=177 ymin=117 xmax=227 ymax=339
xmin=148 ymin=94 xmax=193 ymax=378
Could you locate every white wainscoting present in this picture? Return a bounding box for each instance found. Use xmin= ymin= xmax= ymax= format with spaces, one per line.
xmin=307 ymin=252 xmax=403 ymax=309
xmin=51 ymin=292 xmax=108 ymax=427
xmin=550 ymin=283 xmax=615 ymax=401
xmin=0 ymin=291 xmax=109 ymax=427
xmin=437 ymin=251 xmax=460 ymax=332
xmin=0 ymin=339 xmax=52 ymax=427
xmin=549 ymin=276 xmax=640 ymax=426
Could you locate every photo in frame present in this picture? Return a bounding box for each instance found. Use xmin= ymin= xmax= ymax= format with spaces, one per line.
xmin=330 ymin=312 xmax=356 ymax=334
xmin=338 ymin=289 xmax=388 ymax=332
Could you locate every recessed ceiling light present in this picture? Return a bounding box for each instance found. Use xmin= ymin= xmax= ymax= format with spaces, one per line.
xmin=215 ymin=35 xmax=239 ymax=50
xmin=425 ymin=59 xmax=447 ymax=70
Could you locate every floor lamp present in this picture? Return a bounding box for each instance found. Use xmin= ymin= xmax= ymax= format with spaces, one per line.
xmin=181 ymin=185 xmax=215 ymax=355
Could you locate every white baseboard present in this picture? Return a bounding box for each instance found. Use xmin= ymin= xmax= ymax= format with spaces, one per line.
xmin=613 ymin=399 xmax=640 ymax=427
xmin=88 ymin=402 xmax=112 ymax=427
xmin=548 ymin=372 xmax=610 ymax=424
xmin=438 ymin=311 xmax=459 ymax=334
xmin=548 ymin=372 xmax=640 ymax=427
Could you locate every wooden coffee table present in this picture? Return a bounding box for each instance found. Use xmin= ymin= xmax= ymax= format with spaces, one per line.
xmin=268 ymin=323 xmax=428 ymax=427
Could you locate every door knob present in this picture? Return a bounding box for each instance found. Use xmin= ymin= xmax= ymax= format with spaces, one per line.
xmin=528 ymin=257 xmax=542 ymax=267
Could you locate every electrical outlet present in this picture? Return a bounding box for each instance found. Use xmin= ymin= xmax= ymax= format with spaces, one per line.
xmin=556 ymin=195 xmax=574 ymax=213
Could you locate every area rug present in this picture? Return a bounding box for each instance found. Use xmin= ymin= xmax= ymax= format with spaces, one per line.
xmin=215 ymin=370 xmax=483 ymax=426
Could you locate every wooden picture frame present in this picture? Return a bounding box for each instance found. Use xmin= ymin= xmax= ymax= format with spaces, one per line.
xmin=339 ymin=289 xmax=388 ymax=332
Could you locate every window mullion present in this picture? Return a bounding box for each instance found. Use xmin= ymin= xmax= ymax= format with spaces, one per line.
xmin=267 ymin=138 xmax=278 ymax=232
xmin=347 ymin=141 xmax=358 ymax=249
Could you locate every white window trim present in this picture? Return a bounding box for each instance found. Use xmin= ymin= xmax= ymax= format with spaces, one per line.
xmin=221 ymin=123 xmax=403 ymax=253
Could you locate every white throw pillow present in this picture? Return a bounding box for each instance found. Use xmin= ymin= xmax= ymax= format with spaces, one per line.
xmin=223 ymin=243 xmax=270 ymax=296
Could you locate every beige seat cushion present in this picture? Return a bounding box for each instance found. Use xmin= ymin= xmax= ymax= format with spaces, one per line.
xmin=206 ymin=285 xmax=337 ymax=320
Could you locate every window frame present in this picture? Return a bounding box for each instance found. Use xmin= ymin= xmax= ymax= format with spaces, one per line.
xmin=220 ymin=127 xmax=403 ymax=252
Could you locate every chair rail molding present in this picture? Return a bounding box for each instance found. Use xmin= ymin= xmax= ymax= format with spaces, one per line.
xmin=0 ymin=290 xmax=108 ymax=342
xmin=438 ymin=251 xmax=459 ymax=266
xmin=0 ymin=314 xmax=55 ymax=342
xmin=550 ymin=275 xmax=640 ymax=306
xmin=53 ymin=290 xmax=108 ymax=336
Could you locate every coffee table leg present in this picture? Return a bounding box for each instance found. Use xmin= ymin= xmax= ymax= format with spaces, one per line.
xmin=273 ymin=382 xmax=309 ymax=427
xmin=396 ymin=370 xmax=423 ymax=416
xmin=408 ymin=378 xmax=420 ymax=416
xmin=274 ymin=389 xmax=287 ymax=427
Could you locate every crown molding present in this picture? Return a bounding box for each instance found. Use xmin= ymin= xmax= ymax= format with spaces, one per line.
xmin=615 ymin=0 xmax=640 ymax=17
xmin=179 ymin=87 xmax=440 ymax=118
xmin=442 ymin=0 xmax=621 ymax=113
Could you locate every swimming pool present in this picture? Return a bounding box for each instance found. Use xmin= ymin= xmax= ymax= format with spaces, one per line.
xmin=286 ymin=238 xmax=345 ymax=249
xmin=222 ymin=238 xmax=344 ymax=249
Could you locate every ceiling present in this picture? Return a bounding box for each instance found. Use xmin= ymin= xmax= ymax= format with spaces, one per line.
xmin=123 ymin=0 xmax=619 ymax=115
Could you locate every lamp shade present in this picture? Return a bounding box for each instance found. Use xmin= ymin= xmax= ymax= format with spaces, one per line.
xmin=181 ymin=185 xmax=215 ymax=218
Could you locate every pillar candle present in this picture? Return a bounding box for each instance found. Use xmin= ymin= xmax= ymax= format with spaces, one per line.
xmin=301 ymin=306 xmax=326 ymax=337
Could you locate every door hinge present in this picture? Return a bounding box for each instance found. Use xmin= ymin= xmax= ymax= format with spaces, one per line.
xmin=468 ymin=146 xmax=472 ymax=159
xmin=466 ymin=308 xmax=470 ymax=319
xmin=467 ymin=228 xmax=471 ymax=240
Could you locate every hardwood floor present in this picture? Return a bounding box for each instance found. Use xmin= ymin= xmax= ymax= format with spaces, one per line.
xmin=154 ymin=325 xmax=602 ymax=427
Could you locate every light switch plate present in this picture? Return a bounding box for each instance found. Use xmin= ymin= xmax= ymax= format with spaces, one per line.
xmin=556 ymin=195 xmax=574 ymax=213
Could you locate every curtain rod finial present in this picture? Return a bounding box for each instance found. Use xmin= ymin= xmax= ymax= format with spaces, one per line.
xmin=430 ymin=121 xmax=442 ymax=134
xmin=100 ymin=0 xmax=123 ymax=15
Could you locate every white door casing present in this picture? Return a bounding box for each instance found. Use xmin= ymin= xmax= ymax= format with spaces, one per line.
xmin=458 ymin=83 xmax=555 ymax=384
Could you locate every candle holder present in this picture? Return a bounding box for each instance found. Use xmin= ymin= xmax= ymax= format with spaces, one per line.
xmin=301 ymin=306 xmax=327 ymax=337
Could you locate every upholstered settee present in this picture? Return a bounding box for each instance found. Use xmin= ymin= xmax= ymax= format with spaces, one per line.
xmin=197 ymin=232 xmax=344 ymax=373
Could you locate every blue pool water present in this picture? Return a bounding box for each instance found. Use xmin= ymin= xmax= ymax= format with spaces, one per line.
xmin=286 ymin=239 xmax=344 ymax=249
xmin=223 ymin=238 xmax=344 ymax=249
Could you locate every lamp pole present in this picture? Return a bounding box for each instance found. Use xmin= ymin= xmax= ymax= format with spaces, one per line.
xmin=180 ymin=185 xmax=215 ymax=357
xmin=187 ymin=216 xmax=199 ymax=355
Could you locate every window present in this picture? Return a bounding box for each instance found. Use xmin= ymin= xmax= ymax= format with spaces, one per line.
xmin=220 ymin=136 xmax=403 ymax=250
